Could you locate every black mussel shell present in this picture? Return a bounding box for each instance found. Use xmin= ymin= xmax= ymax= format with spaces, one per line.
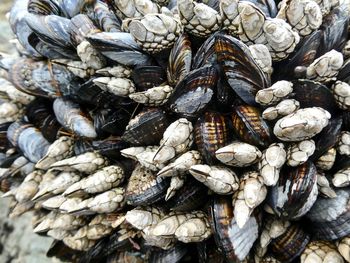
xmin=231 ymin=105 xmax=272 ymax=148
xmin=338 ymin=59 xmax=350 ymax=84
xmin=131 ymin=66 xmax=166 ymax=91
xmin=292 ymin=79 xmax=337 ymax=114
xmin=165 ymin=178 xmax=208 ymax=212
xmin=9 ymin=0 xmax=42 ymax=57
xmin=194 ymin=111 xmax=230 ymax=164
xmin=168 ymin=65 xmax=218 ymax=119
xmin=85 ymin=32 xmax=153 ymax=66
xmin=93 ymin=107 xmax=133 ymax=137
xmin=305 ymin=188 xmax=350 ymax=240
xmin=167 ymin=33 xmax=192 ymax=86
xmin=91 ymin=1 xmax=122 ymax=33
xmin=77 ymin=78 xmax=134 ymax=108
xmin=7 ymin=121 xmax=33 ymax=147
xmin=28 ymin=32 xmax=77 ymax=59
xmin=0 ymin=153 xmax=20 ymax=169
xmin=215 ymin=34 xmax=269 ymax=106
xmin=25 ymin=98 xmax=61 ymax=143
xmin=268 ymin=162 xmax=318 ymax=219
xmin=106 ymin=251 xmax=145 ymax=263
xmin=25 ymin=14 xmax=74 ymax=49
xmin=46 ymin=240 xmax=81 ymax=262
xmin=210 ymin=196 xmax=260 ymax=262
xmin=28 ymin=0 xmax=63 ymax=16
xmin=215 ymin=76 xmax=241 ymax=112
xmin=125 ymin=165 xmax=170 ymax=206
xmin=196 ymin=238 xmax=225 ymax=263
xmin=8 ymin=58 xmax=80 ymax=99
xmin=311 ymin=115 xmax=342 ymax=161
xmin=79 ymin=230 xmax=135 ymax=263
xmin=343 ymin=111 xmax=350 ymax=131
xmin=60 ymin=0 xmax=93 ymax=18
xmin=248 ymin=0 xmax=277 ymax=17
xmin=273 ymin=30 xmax=321 ymax=81
xmin=0 ymin=122 xmax=12 ymax=152
xmin=269 ymin=224 xmax=310 ymax=263
xmin=7 ymin=121 xmax=50 ymax=163
xmin=148 ymin=244 xmax=188 ymax=263
xmin=69 ymin=14 xmax=100 ymax=46
xmin=317 ymin=7 xmax=349 ymax=56
xmin=192 ymin=33 xmax=217 ymax=69
xmin=74 ymin=137 xmax=129 ymax=160
xmin=122 ymin=108 xmax=170 ymax=146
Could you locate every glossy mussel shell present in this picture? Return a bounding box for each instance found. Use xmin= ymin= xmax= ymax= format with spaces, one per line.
xmin=74 ymin=137 xmax=129 ymax=160
xmin=8 ymin=58 xmax=78 ymax=98
xmin=306 ymin=188 xmax=350 ymax=240
xmin=131 ymin=66 xmax=166 ymax=91
xmin=215 ymin=34 xmax=269 ymax=106
xmin=125 ymin=165 xmax=169 ymax=206
xmin=292 ymin=80 xmax=337 ymax=114
xmin=168 ymin=65 xmax=218 ymax=119
xmin=269 ymin=224 xmax=310 ymax=263
xmin=231 ymin=105 xmax=272 ymax=148
xmin=311 ymin=115 xmax=342 ymax=161
xmin=122 ymin=108 xmax=170 ymax=146
xmin=273 ymin=30 xmax=321 ymax=80
xmin=165 ymin=178 xmax=208 ymax=212
xmin=210 ymin=196 xmax=259 ymax=262
xmin=167 ymin=33 xmax=192 ymax=86
xmin=25 ymin=98 xmax=61 ymax=143
xmin=317 ymin=7 xmax=349 ymax=56
xmin=268 ymin=162 xmax=318 ymax=219
xmin=194 ymin=111 xmax=230 ymax=164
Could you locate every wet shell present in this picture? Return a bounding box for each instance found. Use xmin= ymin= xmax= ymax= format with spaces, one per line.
xmin=122 ymin=108 xmax=170 ymax=146
xmin=194 ymin=111 xmax=230 ymax=164
xmin=269 ymin=224 xmax=310 ymax=263
xmin=165 ymin=178 xmax=208 ymax=212
xmin=168 ymin=65 xmax=218 ymax=119
xmin=292 ymin=80 xmax=337 ymax=114
xmin=215 ymin=34 xmax=270 ymax=106
xmin=7 ymin=121 xmax=50 ymax=163
xmin=125 ymin=164 xmax=169 ymax=206
xmin=7 ymin=58 xmax=78 ymax=99
xmin=268 ymin=162 xmax=318 ymax=219
xmin=131 ymin=66 xmax=166 ymax=92
xmin=210 ymin=196 xmax=259 ymax=262
xmin=306 ymin=188 xmax=350 ymax=240
xmin=231 ymin=105 xmax=273 ymax=148
xmin=167 ymin=33 xmax=192 ymax=86
xmin=53 ymin=98 xmax=97 ymax=138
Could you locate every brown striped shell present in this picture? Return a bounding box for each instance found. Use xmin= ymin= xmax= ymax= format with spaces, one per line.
xmin=168 ymin=65 xmax=218 ymax=119
xmin=269 ymin=224 xmax=310 ymax=263
xmin=268 ymin=162 xmax=318 ymax=219
xmin=215 ymin=34 xmax=270 ymax=106
xmin=231 ymin=105 xmax=272 ymax=148
xmin=167 ymin=33 xmax=192 ymax=86
xmin=210 ymin=196 xmax=259 ymax=262
xmin=125 ymin=164 xmax=169 ymax=206
xmin=122 ymin=108 xmax=170 ymax=146
xmin=194 ymin=111 xmax=230 ymax=164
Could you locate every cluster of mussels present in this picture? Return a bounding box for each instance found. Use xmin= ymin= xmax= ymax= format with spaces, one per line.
xmin=3 ymin=0 xmax=350 ymax=262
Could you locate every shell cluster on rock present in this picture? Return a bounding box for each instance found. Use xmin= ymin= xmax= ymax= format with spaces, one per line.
xmin=2 ymin=0 xmax=350 ymax=262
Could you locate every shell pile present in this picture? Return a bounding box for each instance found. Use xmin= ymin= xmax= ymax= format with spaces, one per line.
xmin=3 ymin=0 xmax=350 ymax=262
